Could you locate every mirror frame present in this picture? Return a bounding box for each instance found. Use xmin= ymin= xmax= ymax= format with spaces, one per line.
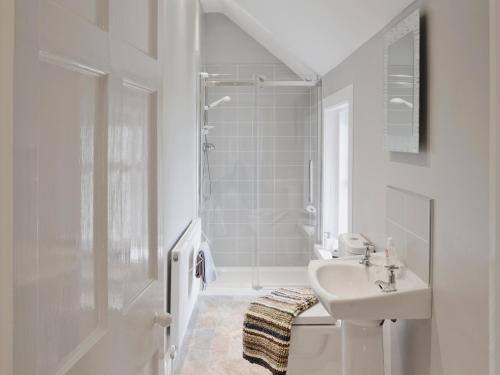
xmin=384 ymin=10 xmax=420 ymax=153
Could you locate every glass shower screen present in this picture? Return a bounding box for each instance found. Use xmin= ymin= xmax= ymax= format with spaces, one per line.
xmin=200 ymin=67 xmax=321 ymax=290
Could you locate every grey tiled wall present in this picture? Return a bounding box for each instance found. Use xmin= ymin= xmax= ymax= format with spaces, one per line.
xmin=201 ymin=63 xmax=320 ymax=267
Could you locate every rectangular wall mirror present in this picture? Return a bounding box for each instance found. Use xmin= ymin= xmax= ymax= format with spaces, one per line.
xmin=384 ymin=10 xmax=420 ymax=153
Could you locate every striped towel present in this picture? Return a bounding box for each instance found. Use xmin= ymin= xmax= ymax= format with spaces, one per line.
xmin=242 ymin=288 xmax=319 ymax=375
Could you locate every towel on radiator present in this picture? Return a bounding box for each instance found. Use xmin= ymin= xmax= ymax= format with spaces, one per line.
xmin=242 ymin=287 xmax=319 ymax=375
xmin=195 ymin=241 xmax=217 ymax=289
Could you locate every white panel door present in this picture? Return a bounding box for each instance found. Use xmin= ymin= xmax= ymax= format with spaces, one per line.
xmin=13 ymin=1 xmax=166 ymax=374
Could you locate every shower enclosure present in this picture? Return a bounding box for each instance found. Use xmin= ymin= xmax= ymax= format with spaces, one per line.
xmin=199 ymin=64 xmax=322 ymax=289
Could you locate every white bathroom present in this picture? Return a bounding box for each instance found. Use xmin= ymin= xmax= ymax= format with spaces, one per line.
xmin=1 ymin=1 xmax=496 ymax=375
xmin=168 ymin=1 xmax=490 ymax=374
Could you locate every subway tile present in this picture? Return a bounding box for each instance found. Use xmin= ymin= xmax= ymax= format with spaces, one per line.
xmin=275 ymin=180 xmax=304 ymax=195
xmin=259 ymin=194 xmax=275 ymax=209
xmin=208 ymin=123 xmax=238 ymax=137
xmin=237 ymin=151 xmax=255 ymax=165
xmin=237 ymin=107 xmax=254 ymax=122
xmin=259 ymin=108 xmax=275 ymax=122
xmin=276 ymin=253 xmax=309 ymax=266
xmin=237 ymin=194 xmax=253 ymax=210
xmin=237 ymin=253 xmax=253 ymax=267
xmin=261 ymin=137 xmax=275 ymax=151
xmin=237 ymin=165 xmax=255 ymax=181
xmin=238 ymin=137 xmax=255 ymax=152
xmin=210 ymin=166 xmax=238 ymax=181
xmin=275 ymin=194 xmax=304 ymax=209
xmin=275 ymin=238 xmax=309 ymax=253
xmin=406 ymin=232 xmax=430 ymax=283
xmin=273 ymin=123 xmax=309 ymax=137
xmin=217 ymin=194 xmax=239 ymax=209
xmin=209 ymin=137 xmax=238 ymax=152
xmin=237 ymin=209 xmax=254 ymax=223
xmin=212 ymin=252 xmax=237 ymax=267
xmin=209 ymin=223 xmax=238 ymax=238
xmin=274 ymin=136 xmax=306 ymax=151
xmin=274 ymin=223 xmax=303 ymax=238
xmin=258 ymin=253 xmax=275 ymax=267
xmin=258 ymin=166 xmax=275 ymax=180
xmin=237 ymin=93 xmax=255 ymax=107
xmin=257 ymin=238 xmax=275 ymax=253
xmin=258 ymin=180 xmax=275 ymax=194
xmin=258 ymin=223 xmax=275 ymax=238
xmin=211 ymin=180 xmax=238 ymax=194
xmin=386 ymin=188 xmax=405 ymax=225
xmin=238 ymin=122 xmax=253 ymax=137
xmin=260 ymin=151 xmax=274 ymax=166
xmin=237 ymin=237 xmax=257 ymax=252
xmin=275 ymin=151 xmax=306 ymax=166
xmin=275 ymin=166 xmax=305 ymax=180
xmin=275 ymin=93 xmax=310 ymax=107
xmin=256 ymin=94 xmax=275 ymax=106
xmin=237 ymin=181 xmax=253 ymax=194
xmin=211 ymin=238 xmax=238 ymax=253
xmin=207 ymin=107 xmax=238 ymax=122
xmin=403 ymin=193 xmax=431 ymax=241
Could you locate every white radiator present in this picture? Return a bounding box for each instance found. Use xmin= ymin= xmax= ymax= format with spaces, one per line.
xmin=169 ymin=218 xmax=202 ymax=361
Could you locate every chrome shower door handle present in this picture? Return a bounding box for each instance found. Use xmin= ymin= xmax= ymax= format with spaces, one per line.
xmin=308 ymin=159 xmax=314 ymax=204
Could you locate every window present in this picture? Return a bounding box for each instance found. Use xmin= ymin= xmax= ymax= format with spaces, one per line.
xmin=322 ymin=86 xmax=353 ymax=250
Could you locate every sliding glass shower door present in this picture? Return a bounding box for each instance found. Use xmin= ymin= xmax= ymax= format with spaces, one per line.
xmin=251 ymin=81 xmax=321 ymax=288
xmin=200 ymin=64 xmax=321 ymax=290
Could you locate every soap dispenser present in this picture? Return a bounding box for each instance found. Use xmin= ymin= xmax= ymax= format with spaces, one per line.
xmin=385 ymin=237 xmax=396 ymax=265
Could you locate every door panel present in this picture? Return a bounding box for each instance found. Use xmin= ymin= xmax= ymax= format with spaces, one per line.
xmin=52 ymin=0 xmax=107 ymax=28
xmin=14 ymin=0 xmax=166 ymax=374
xmin=121 ymin=0 xmax=158 ymax=58
xmin=37 ymin=55 xmax=106 ymax=375
xmin=110 ymin=80 xmax=157 ymax=309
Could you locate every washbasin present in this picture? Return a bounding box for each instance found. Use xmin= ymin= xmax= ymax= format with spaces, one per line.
xmin=308 ymin=254 xmax=431 ymax=321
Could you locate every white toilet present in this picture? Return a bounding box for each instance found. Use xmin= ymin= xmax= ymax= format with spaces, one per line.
xmin=286 ymin=233 xmax=369 ymax=375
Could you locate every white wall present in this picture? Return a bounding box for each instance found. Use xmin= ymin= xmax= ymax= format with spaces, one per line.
xmin=162 ymin=0 xmax=203 ymax=287
xmin=204 ymin=13 xmax=280 ymax=65
xmin=0 ymin=0 xmax=14 ymax=374
xmin=322 ymin=1 xmax=490 ymax=374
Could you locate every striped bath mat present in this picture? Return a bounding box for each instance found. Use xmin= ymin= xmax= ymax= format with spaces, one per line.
xmin=242 ymin=287 xmax=319 ymax=375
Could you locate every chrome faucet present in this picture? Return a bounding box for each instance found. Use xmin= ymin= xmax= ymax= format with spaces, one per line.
xmin=359 ymin=241 xmax=375 ymax=266
xmin=375 ymin=265 xmax=399 ymax=293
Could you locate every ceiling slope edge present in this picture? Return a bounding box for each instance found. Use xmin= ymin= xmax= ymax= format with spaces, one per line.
xmin=201 ymin=0 xmax=318 ymax=79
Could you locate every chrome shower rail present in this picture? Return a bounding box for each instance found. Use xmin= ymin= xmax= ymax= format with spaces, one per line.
xmin=205 ymin=79 xmax=320 ymax=87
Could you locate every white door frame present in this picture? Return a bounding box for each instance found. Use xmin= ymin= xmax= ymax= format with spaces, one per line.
xmin=321 ymin=84 xmax=354 ymax=245
xmin=0 ymin=1 xmax=14 ymax=374
xmin=491 ymin=1 xmax=499 ymax=374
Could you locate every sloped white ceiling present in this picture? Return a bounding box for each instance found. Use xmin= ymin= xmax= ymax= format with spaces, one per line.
xmin=201 ymin=0 xmax=415 ymax=77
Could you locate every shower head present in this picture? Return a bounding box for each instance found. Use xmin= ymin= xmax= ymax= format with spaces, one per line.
xmin=205 ymin=96 xmax=231 ymax=110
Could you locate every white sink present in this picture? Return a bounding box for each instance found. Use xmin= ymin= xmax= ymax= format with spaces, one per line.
xmin=308 ymin=254 xmax=432 ymax=321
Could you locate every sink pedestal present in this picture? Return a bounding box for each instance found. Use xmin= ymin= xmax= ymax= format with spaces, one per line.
xmin=342 ymin=320 xmax=384 ymax=375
